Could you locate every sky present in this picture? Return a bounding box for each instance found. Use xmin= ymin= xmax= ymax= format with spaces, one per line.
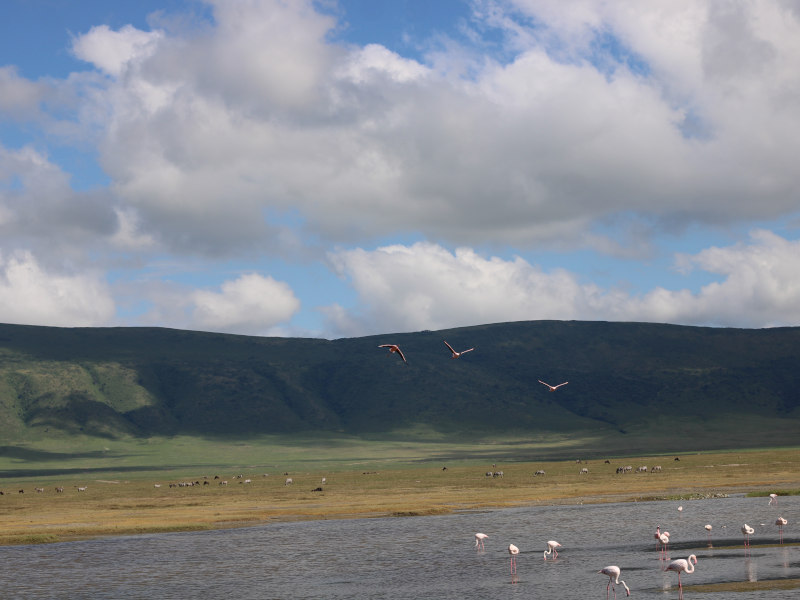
xmin=1 ymin=0 xmax=800 ymax=339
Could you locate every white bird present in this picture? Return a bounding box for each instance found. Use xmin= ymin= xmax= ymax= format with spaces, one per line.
xmin=704 ymin=524 xmax=712 ymax=544
xmin=769 ymin=493 xmax=778 ymax=505
xmin=474 ymin=532 xmax=488 ymax=550
xmin=508 ymin=543 xmax=520 ymax=574
xmin=776 ymin=516 xmax=787 ymax=544
xmin=598 ymin=565 xmax=630 ymax=599
xmin=742 ymin=523 xmax=754 ymax=551
xmin=444 ymin=340 xmax=474 ymax=359
xmin=543 ymin=540 xmax=561 ymax=560
xmin=378 ymin=344 xmax=407 ymax=363
xmin=666 ymin=554 xmax=697 ymax=600
xmin=538 ymin=380 xmax=568 ymax=391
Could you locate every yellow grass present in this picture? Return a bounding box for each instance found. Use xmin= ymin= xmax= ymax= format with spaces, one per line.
xmin=1 ymin=448 xmax=798 ymax=546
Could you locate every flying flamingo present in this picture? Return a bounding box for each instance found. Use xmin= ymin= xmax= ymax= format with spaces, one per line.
xmin=378 ymin=344 xmax=407 ymax=363
xmin=776 ymin=517 xmax=787 ymax=544
xmin=543 ymin=540 xmax=561 ymax=560
xmin=538 ymin=380 xmax=568 ymax=391
xmin=508 ymin=544 xmax=520 ymax=574
xmin=598 ymin=566 xmax=630 ymax=599
xmin=474 ymin=532 xmax=488 ymax=550
xmin=665 ymin=554 xmax=697 ymax=600
xmin=769 ymin=493 xmax=778 ymax=505
xmin=444 ymin=341 xmax=474 ymax=359
xmin=742 ymin=523 xmax=754 ymax=552
xmin=704 ymin=524 xmax=712 ymax=545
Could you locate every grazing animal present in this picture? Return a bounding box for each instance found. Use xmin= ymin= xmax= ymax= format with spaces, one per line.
xmin=580 ymin=467 xmax=589 ymax=475
xmin=321 ymin=477 xmax=326 ymax=484
xmin=769 ymin=493 xmax=778 ymax=505
xmin=651 ymin=465 xmax=662 ymax=472
xmin=285 ymin=478 xmax=293 ymax=486
xmin=378 ymin=344 xmax=407 ymax=363
xmin=776 ymin=516 xmax=787 ymax=544
xmin=543 ymin=540 xmax=561 ymax=560
xmin=35 ymin=487 xmax=44 ymax=493
xmin=598 ymin=566 xmax=630 ymax=599
xmin=666 ymin=554 xmax=697 ymax=599
xmin=474 ymin=532 xmax=488 ymax=550
xmin=76 ymin=486 xmax=87 ymax=492
xmin=153 ymin=484 xmax=161 ymax=488
xmin=535 ymin=470 xmax=546 ymax=476
xmin=538 ymin=380 xmax=568 ymax=391
xmin=55 ymin=487 xmax=64 ymax=493
xmin=741 ymin=523 xmax=754 ymax=554
xmin=444 ymin=340 xmax=474 ymax=359
xmin=508 ymin=544 xmax=519 ymax=574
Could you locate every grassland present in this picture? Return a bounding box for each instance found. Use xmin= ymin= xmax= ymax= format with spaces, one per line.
xmin=1 ymin=435 xmax=797 ymax=546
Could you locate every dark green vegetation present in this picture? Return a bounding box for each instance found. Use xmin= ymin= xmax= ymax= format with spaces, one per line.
xmin=0 ymin=321 xmax=798 ymax=456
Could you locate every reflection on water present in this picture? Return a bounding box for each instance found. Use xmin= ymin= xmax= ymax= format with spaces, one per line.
xmin=0 ymin=495 xmax=797 ymax=599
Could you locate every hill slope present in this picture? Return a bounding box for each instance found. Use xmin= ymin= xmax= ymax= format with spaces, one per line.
xmin=0 ymin=321 xmax=798 ymax=451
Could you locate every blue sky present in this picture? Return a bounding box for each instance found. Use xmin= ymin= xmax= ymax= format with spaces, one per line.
xmin=1 ymin=0 xmax=800 ymax=338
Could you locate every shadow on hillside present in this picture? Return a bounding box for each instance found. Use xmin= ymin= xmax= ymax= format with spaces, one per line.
xmin=0 ymin=465 xmax=178 ymax=479
xmin=0 ymin=446 xmax=125 ymax=461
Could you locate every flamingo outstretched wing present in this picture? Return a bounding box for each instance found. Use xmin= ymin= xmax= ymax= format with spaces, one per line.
xmin=379 ymin=344 xmax=407 ymax=363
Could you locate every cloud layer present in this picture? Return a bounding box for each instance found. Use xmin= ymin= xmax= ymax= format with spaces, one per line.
xmin=0 ymin=0 xmax=799 ymax=335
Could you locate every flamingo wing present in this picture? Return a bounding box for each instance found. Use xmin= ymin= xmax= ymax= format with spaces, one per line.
xmin=538 ymin=380 xmax=553 ymax=389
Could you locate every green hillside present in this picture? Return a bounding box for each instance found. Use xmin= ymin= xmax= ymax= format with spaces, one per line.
xmin=0 ymin=321 xmax=798 ymax=452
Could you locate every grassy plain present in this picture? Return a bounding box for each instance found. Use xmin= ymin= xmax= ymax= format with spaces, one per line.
xmin=0 ymin=435 xmax=798 ymax=546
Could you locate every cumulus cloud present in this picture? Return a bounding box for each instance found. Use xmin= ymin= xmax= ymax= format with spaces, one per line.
xmin=51 ymin=0 xmax=797 ymax=257
xmin=0 ymin=66 xmax=47 ymax=120
xmin=189 ymin=273 xmax=300 ymax=334
xmin=0 ymin=250 xmax=115 ymax=326
xmin=325 ymin=232 xmax=800 ymax=336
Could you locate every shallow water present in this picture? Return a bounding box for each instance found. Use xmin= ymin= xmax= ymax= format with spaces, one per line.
xmin=0 ymin=495 xmax=797 ymax=599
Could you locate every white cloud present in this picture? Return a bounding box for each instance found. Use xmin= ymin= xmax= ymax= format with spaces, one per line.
xmin=0 ymin=66 xmax=47 ymax=119
xmin=0 ymin=250 xmax=115 ymax=326
xmin=71 ymin=24 xmax=164 ymax=77
xmin=325 ymin=232 xmax=800 ymax=336
xmin=189 ymin=273 xmax=300 ymax=334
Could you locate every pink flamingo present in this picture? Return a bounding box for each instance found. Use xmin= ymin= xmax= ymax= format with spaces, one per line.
xmin=474 ymin=532 xmax=488 ymax=550
xmin=659 ymin=531 xmax=671 ymax=559
xmin=776 ymin=517 xmax=787 ymax=544
xmin=665 ymin=554 xmax=697 ymax=600
xmin=769 ymin=493 xmax=778 ymax=506
xmin=654 ymin=525 xmax=662 ymax=550
xmin=704 ymin=524 xmax=712 ymax=545
xmin=538 ymin=380 xmax=568 ymax=391
xmin=444 ymin=341 xmax=474 ymax=359
xmin=508 ymin=543 xmax=519 ymax=574
xmin=543 ymin=540 xmax=561 ymax=560
xmin=741 ymin=524 xmax=754 ymax=553
xmin=378 ymin=344 xmax=407 ymax=363
xmin=598 ymin=565 xmax=630 ymax=599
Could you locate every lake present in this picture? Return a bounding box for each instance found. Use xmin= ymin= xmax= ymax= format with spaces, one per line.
xmin=0 ymin=494 xmax=796 ymax=599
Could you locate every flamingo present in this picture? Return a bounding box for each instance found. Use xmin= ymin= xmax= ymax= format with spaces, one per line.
xmin=474 ymin=532 xmax=488 ymax=550
xmin=654 ymin=525 xmax=662 ymax=550
xmin=658 ymin=531 xmax=671 ymax=559
xmin=742 ymin=523 xmax=754 ymax=552
xmin=776 ymin=517 xmax=787 ymax=544
xmin=538 ymin=380 xmax=568 ymax=391
xmin=666 ymin=554 xmax=697 ymax=600
xmin=378 ymin=344 xmax=407 ymax=363
xmin=444 ymin=340 xmax=474 ymax=359
xmin=508 ymin=544 xmax=519 ymax=574
xmin=543 ymin=540 xmax=561 ymax=560
xmin=598 ymin=566 xmax=630 ymax=599
xmin=704 ymin=524 xmax=712 ymax=544
xmin=769 ymin=493 xmax=778 ymax=506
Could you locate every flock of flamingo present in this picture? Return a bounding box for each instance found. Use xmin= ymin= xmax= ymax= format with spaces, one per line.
xmin=471 ymin=493 xmax=789 ymax=598
xmin=378 ymin=342 xmax=568 ymax=391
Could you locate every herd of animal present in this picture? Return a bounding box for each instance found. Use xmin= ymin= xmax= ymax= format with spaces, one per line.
xmin=473 ymin=493 xmax=788 ymax=598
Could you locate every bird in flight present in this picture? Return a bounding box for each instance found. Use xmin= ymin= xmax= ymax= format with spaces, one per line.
xmin=378 ymin=344 xmax=407 ymax=363
xmin=444 ymin=341 xmax=474 ymax=359
xmin=538 ymin=380 xmax=568 ymax=391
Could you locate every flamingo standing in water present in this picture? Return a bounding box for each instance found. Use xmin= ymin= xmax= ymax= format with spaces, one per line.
xmin=769 ymin=493 xmax=778 ymax=505
xmin=508 ymin=544 xmax=519 ymax=574
xmin=658 ymin=531 xmax=671 ymax=559
xmin=538 ymin=380 xmax=568 ymax=391
xmin=742 ymin=524 xmax=754 ymax=553
xmin=598 ymin=566 xmax=630 ymax=599
xmin=776 ymin=517 xmax=787 ymax=544
xmin=704 ymin=524 xmax=713 ymax=545
xmin=543 ymin=540 xmax=561 ymax=560
xmin=666 ymin=554 xmax=697 ymax=600
xmin=378 ymin=344 xmax=407 ymax=363
xmin=444 ymin=341 xmax=474 ymax=359
xmin=474 ymin=532 xmax=488 ymax=550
